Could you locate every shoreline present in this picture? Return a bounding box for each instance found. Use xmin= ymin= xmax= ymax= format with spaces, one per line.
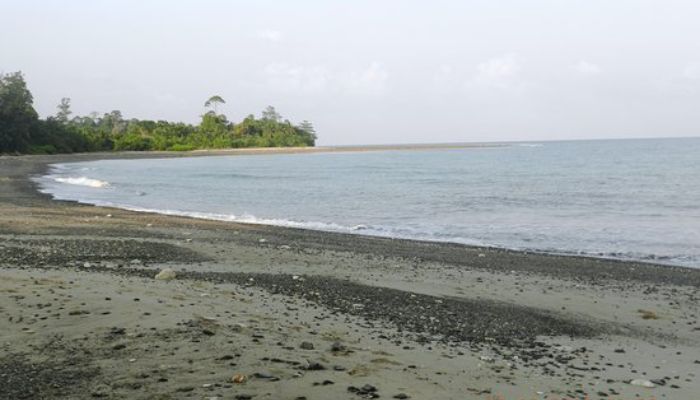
xmin=1 ymin=152 xmax=699 ymax=399
xmin=29 ymin=150 xmax=700 ymax=274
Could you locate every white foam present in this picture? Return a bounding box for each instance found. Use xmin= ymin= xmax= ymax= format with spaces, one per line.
xmin=53 ymin=176 xmax=110 ymax=188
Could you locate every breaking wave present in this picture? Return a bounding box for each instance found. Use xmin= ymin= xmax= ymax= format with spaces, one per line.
xmin=53 ymin=176 xmax=110 ymax=188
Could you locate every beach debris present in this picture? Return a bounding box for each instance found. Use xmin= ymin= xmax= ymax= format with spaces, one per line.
xmin=105 ymin=214 xmax=112 ymax=218
xmin=259 ymin=238 xmax=267 ymax=243
xmin=300 ymin=341 xmax=315 ymax=350
xmin=478 ymin=253 xmax=486 ymax=257
xmin=637 ymin=309 xmax=659 ymax=320
xmin=154 ymin=268 xmax=176 ymax=281
xmin=629 ymin=378 xmax=656 ymax=388
xmin=232 ymin=374 xmax=247 ymax=384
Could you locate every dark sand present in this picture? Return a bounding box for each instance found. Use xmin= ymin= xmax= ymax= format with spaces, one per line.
xmin=1 ymin=151 xmax=698 ymax=400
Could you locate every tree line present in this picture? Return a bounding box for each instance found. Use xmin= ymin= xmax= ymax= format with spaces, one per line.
xmin=0 ymin=72 xmax=317 ymax=154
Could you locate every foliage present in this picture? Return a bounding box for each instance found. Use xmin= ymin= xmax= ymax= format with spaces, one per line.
xmin=0 ymin=72 xmax=317 ymax=154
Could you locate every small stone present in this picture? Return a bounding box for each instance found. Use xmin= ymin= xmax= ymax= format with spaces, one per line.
xmin=154 ymin=268 xmax=176 ymax=281
xmin=303 ymin=362 xmax=326 ymax=371
xmin=300 ymin=341 xmax=315 ymax=350
xmin=232 ymin=374 xmax=247 ymax=384
xmin=253 ymin=372 xmax=278 ymax=381
xmin=361 ymin=384 xmax=378 ymax=393
xmin=393 ymin=394 xmax=410 ymax=399
xmin=630 ymin=378 xmax=656 ymax=388
xmin=91 ymin=384 xmax=110 ymax=397
xmin=330 ymin=341 xmax=347 ymax=352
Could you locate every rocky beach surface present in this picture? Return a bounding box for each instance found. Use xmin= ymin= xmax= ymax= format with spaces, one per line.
xmin=1 ymin=153 xmax=698 ymax=399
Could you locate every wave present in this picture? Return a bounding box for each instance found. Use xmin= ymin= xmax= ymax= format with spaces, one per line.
xmin=53 ymin=176 xmax=110 ymax=188
xmin=516 ymin=143 xmax=543 ymax=147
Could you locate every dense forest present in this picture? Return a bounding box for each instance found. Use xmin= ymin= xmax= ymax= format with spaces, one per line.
xmin=0 ymin=72 xmax=316 ymax=154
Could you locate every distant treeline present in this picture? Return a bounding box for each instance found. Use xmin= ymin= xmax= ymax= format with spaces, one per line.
xmin=0 ymin=72 xmax=316 ymax=154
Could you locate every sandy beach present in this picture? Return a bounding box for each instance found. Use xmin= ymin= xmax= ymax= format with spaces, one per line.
xmin=1 ymin=152 xmax=698 ymax=400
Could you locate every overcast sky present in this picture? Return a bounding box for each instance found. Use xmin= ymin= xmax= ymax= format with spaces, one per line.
xmin=2 ymin=0 xmax=699 ymax=145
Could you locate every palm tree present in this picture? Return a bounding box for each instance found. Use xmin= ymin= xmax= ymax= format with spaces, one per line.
xmin=204 ymin=95 xmax=226 ymax=114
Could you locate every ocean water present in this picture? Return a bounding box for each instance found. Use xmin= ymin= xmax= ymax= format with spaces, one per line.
xmin=36 ymin=138 xmax=700 ymax=268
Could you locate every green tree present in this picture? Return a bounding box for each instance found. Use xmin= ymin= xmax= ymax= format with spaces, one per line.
xmin=0 ymin=72 xmax=39 ymax=153
xmin=261 ymin=105 xmax=281 ymax=122
xmin=56 ymin=97 xmax=72 ymax=123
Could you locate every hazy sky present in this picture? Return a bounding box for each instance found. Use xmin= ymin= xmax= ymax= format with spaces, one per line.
xmin=2 ymin=0 xmax=699 ymax=145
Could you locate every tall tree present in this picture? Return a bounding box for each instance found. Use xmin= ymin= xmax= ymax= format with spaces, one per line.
xmin=261 ymin=105 xmax=281 ymax=122
xmin=204 ymin=95 xmax=226 ymax=114
xmin=56 ymin=97 xmax=72 ymax=123
xmin=0 ymin=72 xmax=38 ymax=153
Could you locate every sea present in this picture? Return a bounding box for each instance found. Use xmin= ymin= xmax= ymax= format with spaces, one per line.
xmin=35 ymin=138 xmax=700 ymax=268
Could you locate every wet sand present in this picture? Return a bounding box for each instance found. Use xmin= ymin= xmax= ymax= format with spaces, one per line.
xmin=0 ymin=152 xmax=698 ymax=400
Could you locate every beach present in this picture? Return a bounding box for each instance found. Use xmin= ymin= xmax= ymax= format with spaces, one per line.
xmin=1 ymin=152 xmax=699 ymax=400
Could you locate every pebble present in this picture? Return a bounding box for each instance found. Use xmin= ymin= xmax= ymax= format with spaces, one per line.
xmin=629 ymin=378 xmax=656 ymax=388
xmin=154 ymin=268 xmax=177 ymax=281
xmin=300 ymin=341 xmax=315 ymax=350
xmin=90 ymin=384 xmax=110 ymax=398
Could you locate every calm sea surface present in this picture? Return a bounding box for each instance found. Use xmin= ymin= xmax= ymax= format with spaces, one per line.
xmin=36 ymin=138 xmax=700 ymax=267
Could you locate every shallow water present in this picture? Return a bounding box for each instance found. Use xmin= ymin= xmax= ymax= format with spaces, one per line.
xmin=36 ymin=138 xmax=700 ymax=267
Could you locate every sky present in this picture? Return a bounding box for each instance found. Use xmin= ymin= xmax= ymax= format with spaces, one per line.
xmin=1 ymin=0 xmax=699 ymax=145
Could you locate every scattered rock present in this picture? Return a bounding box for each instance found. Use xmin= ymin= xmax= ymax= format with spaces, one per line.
xmin=232 ymin=374 xmax=247 ymax=384
xmin=348 ymin=384 xmax=379 ymax=398
xmin=300 ymin=341 xmax=315 ymax=350
xmin=629 ymin=378 xmax=656 ymax=388
xmin=302 ymin=362 xmax=326 ymax=371
xmin=91 ymin=384 xmax=111 ymax=397
xmin=154 ymin=268 xmax=176 ymax=281
xmin=330 ymin=341 xmax=347 ymax=352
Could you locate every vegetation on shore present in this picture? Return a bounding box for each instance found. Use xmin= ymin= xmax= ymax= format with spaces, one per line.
xmin=0 ymin=72 xmax=316 ymax=154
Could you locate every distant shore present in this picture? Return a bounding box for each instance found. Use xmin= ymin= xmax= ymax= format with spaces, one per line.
xmin=1 ymin=152 xmax=699 ymax=399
